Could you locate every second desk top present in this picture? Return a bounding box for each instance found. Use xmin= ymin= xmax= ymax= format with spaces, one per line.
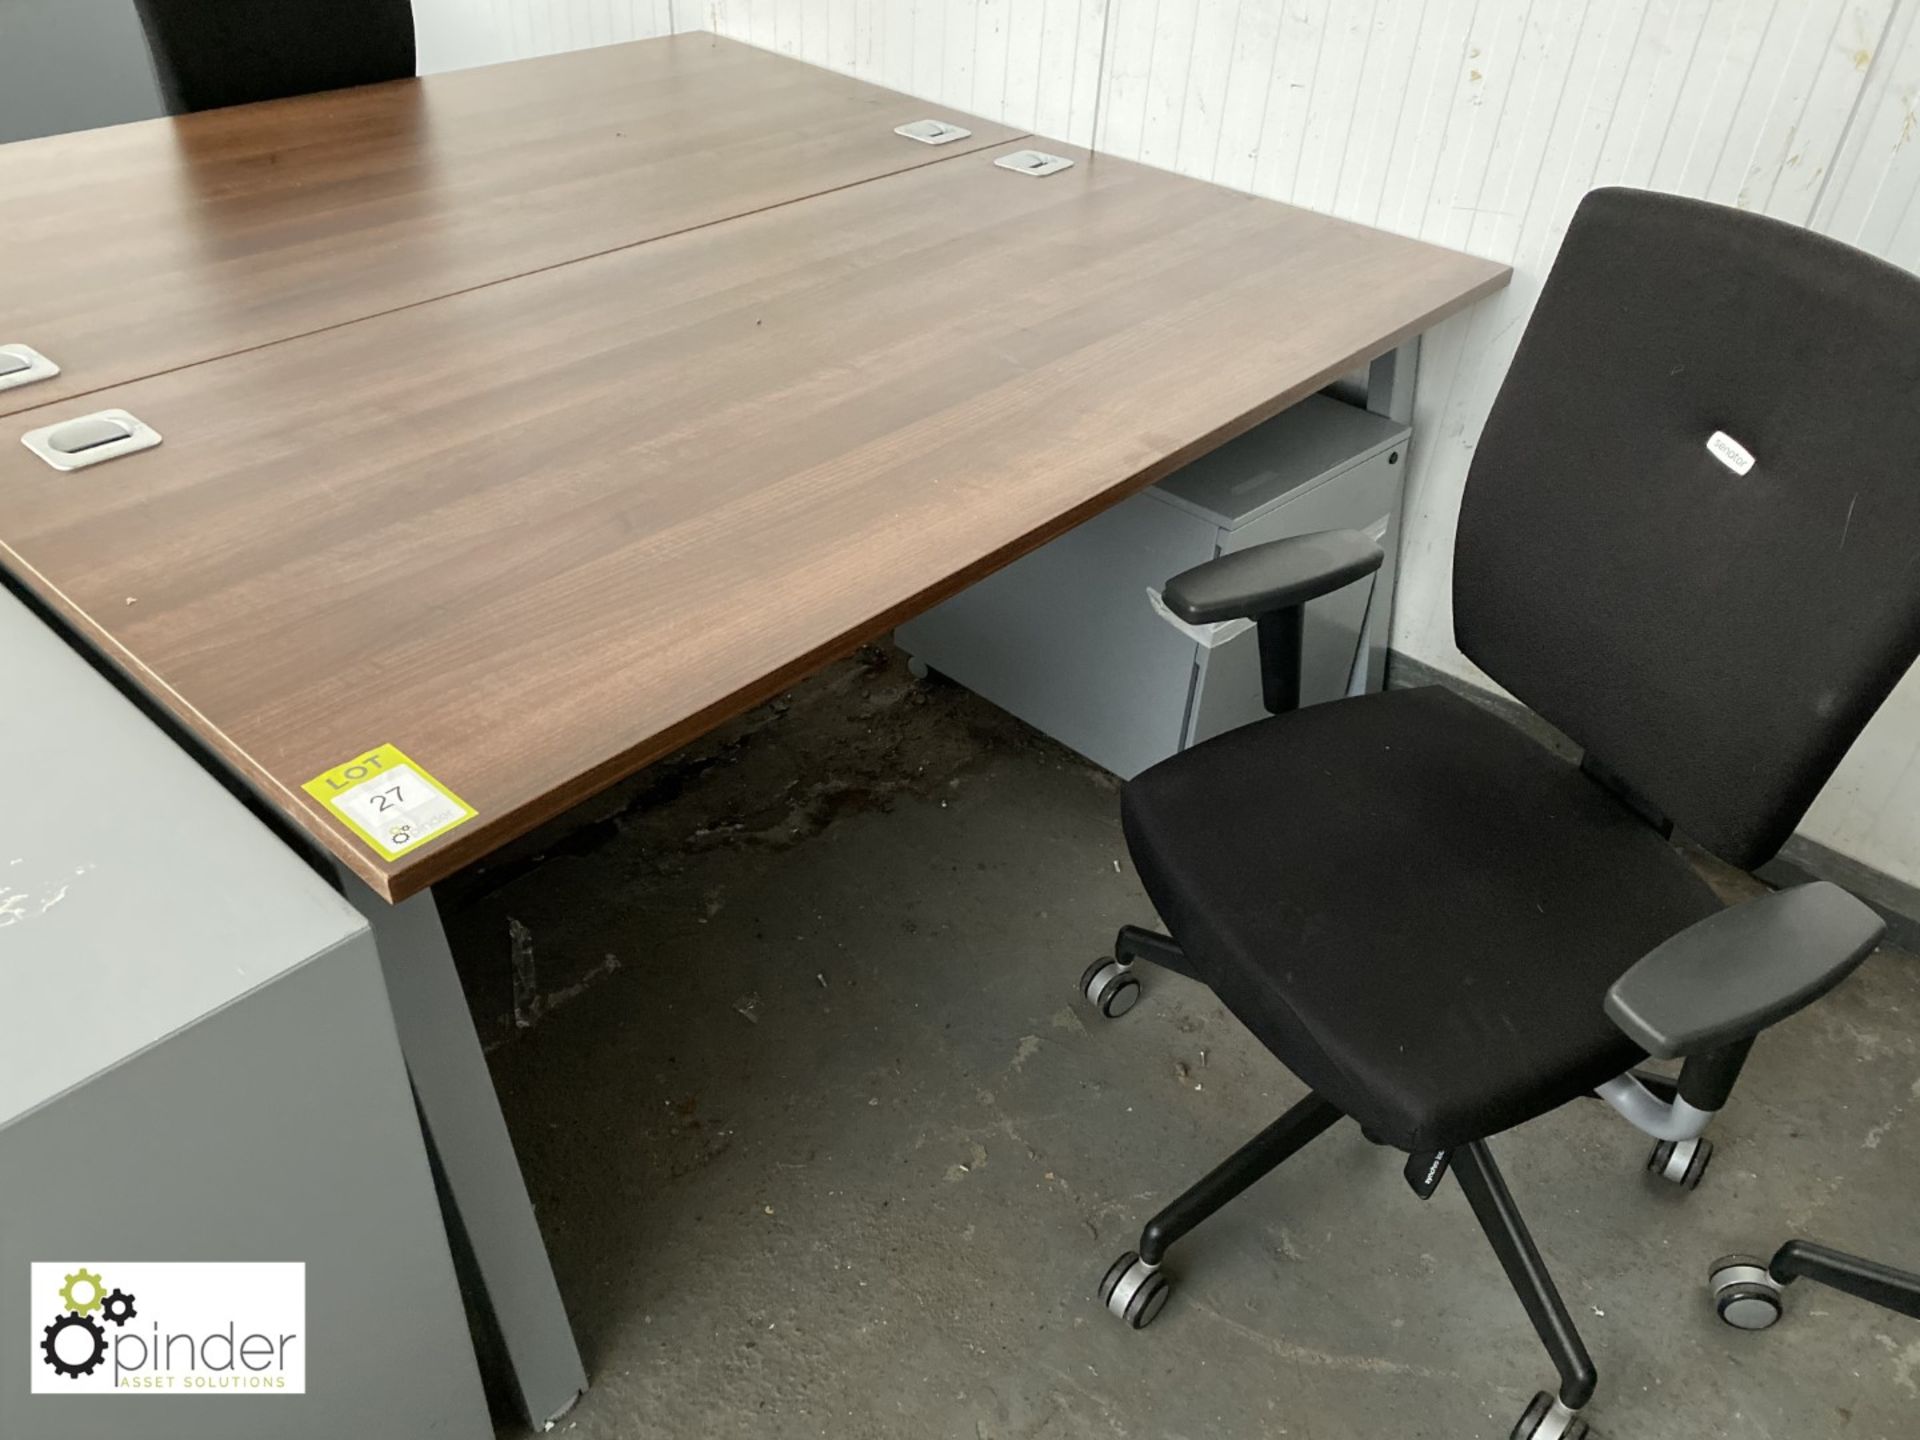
xmin=0 ymin=137 xmax=1507 ymax=902
xmin=0 ymin=33 xmax=1020 ymax=418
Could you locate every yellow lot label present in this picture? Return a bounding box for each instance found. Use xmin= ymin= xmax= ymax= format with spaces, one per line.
xmin=303 ymin=744 xmax=476 ymax=861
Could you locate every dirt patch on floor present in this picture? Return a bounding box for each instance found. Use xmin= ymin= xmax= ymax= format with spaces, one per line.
xmin=438 ymin=643 xmax=1107 ymax=1047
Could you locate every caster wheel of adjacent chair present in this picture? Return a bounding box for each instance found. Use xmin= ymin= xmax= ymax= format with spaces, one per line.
xmin=1098 ymin=1251 xmax=1170 ymax=1329
xmin=1080 ymin=957 xmax=1141 ymax=1018
xmin=1647 ymin=1135 xmax=1712 ymax=1189
xmin=1510 ymin=1390 xmax=1590 ymax=1440
xmin=1709 ymin=1254 xmax=1784 ymax=1331
xmin=905 ymin=655 xmax=931 ymax=680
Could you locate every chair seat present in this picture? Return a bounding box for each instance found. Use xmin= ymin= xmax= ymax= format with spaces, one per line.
xmin=1122 ymin=686 xmax=1722 ymax=1152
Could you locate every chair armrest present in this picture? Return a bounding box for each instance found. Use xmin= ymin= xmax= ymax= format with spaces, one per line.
xmin=1605 ymin=883 xmax=1884 ymax=1059
xmin=1161 ymin=530 xmax=1384 ymax=625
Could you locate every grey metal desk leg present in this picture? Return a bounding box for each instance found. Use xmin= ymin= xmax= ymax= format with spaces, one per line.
xmin=335 ymin=873 xmax=587 ymax=1429
xmin=1365 ymin=337 xmax=1419 ymax=426
xmin=1361 ymin=336 xmax=1419 ymax=693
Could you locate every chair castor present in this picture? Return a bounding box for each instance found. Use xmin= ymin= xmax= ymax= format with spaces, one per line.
xmin=1708 ymin=1254 xmax=1784 ymax=1330
xmin=1096 ymin=1250 xmax=1169 ymax=1328
xmin=1511 ymin=1390 xmax=1590 ymax=1440
xmin=1079 ymin=957 xmax=1141 ymax=1018
xmin=1647 ymin=1135 xmax=1713 ymax=1189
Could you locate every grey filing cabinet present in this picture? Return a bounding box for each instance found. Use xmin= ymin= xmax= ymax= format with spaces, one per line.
xmin=0 ymin=586 xmax=489 ymax=1439
xmin=897 ymin=393 xmax=1411 ymax=779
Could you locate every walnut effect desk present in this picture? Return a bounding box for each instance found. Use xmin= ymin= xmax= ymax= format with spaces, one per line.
xmin=0 ymin=32 xmax=1508 ymax=1429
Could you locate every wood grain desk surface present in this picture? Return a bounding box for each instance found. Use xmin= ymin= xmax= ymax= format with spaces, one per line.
xmin=0 ymin=33 xmax=1021 ymax=418
xmin=0 ymin=120 xmax=1507 ymax=901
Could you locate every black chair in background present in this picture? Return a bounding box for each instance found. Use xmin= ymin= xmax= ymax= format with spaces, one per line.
xmin=134 ymin=0 xmax=415 ymax=113
xmin=1078 ymin=187 xmax=1920 ymax=1439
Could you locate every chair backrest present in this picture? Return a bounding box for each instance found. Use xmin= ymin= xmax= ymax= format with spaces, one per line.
xmin=134 ymin=0 xmax=414 ymax=113
xmin=1454 ymin=187 xmax=1920 ymax=871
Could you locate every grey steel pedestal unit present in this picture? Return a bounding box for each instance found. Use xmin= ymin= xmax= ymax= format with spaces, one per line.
xmin=897 ymin=393 xmax=1412 ymax=779
xmin=0 ymin=585 xmax=490 ymax=1439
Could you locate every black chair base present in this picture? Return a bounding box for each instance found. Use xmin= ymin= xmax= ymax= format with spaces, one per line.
xmin=1084 ymin=932 xmax=1599 ymax=1435
xmin=1710 ymin=1241 xmax=1920 ymax=1330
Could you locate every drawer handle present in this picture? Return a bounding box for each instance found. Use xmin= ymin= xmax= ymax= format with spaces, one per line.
xmin=21 ymin=409 xmax=162 ymax=472
xmin=0 ymin=344 xmax=60 ymax=394
xmin=994 ymin=149 xmax=1074 ymax=177
xmin=895 ymin=118 xmax=973 ymax=145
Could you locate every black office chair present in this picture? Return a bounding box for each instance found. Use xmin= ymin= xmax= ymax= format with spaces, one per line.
xmin=1079 ymin=187 xmax=1920 ymax=1440
xmin=134 ymin=0 xmax=415 ymax=114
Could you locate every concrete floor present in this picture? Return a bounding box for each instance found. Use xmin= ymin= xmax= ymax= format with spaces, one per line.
xmin=444 ymin=649 xmax=1920 ymax=1440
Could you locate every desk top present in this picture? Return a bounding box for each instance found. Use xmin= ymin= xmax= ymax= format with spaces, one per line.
xmin=0 ymin=33 xmax=1020 ymax=418
xmin=0 ymin=132 xmax=1506 ymax=901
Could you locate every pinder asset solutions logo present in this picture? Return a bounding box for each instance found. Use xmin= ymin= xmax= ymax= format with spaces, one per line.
xmin=31 ymin=1262 xmax=305 ymax=1395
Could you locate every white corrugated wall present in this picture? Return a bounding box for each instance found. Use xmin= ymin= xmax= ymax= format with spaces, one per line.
xmin=415 ymin=1 xmax=1920 ymax=888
